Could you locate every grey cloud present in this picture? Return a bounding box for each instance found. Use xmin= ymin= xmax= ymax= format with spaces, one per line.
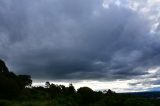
xmin=128 ymin=82 xmax=142 ymax=86
xmin=0 ymin=0 xmax=160 ymax=81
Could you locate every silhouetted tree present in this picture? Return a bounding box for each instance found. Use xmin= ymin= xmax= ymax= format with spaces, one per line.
xmin=68 ymin=83 xmax=75 ymax=93
xmin=106 ymin=89 xmax=115 ymax=96
xmin=0 ymin=75 xmax=20 ymax=99
xmin=0 ymin=59 xmax=9 ymax=74
xmin=45 ymin=81 xmax=50 ymax=88
xmin=48 ymin=84 xmax=62 ymax=97
xmin=77 ymin=87 xmax=95 ymax=105
xmin=0 ymin=59 xmax=21 ymax=99
xmin=77 ymin=87 xmax=93 ymax=95
xmin=59 ymin=85 xmax=66 ymax=94
xmin=17 ymin=75 xmax=32 ymax=89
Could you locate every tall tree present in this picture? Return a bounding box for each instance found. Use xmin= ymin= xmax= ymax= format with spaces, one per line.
xmin=0 ymin=59 xmax=9 ymax=74
xmin=17 ymin=75 xmax=32 ymax=89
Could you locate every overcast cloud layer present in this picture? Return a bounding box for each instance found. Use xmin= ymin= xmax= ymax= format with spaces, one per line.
xmin=0 ymin=0 xmax=160 ymax=89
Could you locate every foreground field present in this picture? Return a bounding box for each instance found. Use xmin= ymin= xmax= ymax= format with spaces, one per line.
xmin=0 ymin=92 xmax=160 ymax=106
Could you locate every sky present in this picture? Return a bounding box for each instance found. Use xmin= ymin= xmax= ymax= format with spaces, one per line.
xmin=0 ymin=0 xmax=160 ymax=92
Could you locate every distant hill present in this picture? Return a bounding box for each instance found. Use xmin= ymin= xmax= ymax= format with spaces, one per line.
xmin=123 ymin=91 xmax=160 ymax=99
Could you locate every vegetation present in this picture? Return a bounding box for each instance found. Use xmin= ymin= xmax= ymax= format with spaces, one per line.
xmin=0 ymin=59 xmax=160 ymax=106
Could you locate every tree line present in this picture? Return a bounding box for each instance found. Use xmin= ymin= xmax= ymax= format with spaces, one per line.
xmin=1 ymin=59 xmax=159 ymax=106
xmin=0 ymin=59 xmax=32 ymax=99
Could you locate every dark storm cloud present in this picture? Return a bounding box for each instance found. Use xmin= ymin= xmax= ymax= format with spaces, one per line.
xmin=0 ymin=0 xmax=160 ymax=80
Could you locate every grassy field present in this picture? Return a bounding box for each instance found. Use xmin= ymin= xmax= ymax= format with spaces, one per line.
xmin=0 ymin=94 xmax=160 ymax=106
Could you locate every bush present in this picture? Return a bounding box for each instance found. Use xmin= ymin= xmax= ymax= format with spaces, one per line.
xmin=0 ymin=75 xmax=20 ymax=99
